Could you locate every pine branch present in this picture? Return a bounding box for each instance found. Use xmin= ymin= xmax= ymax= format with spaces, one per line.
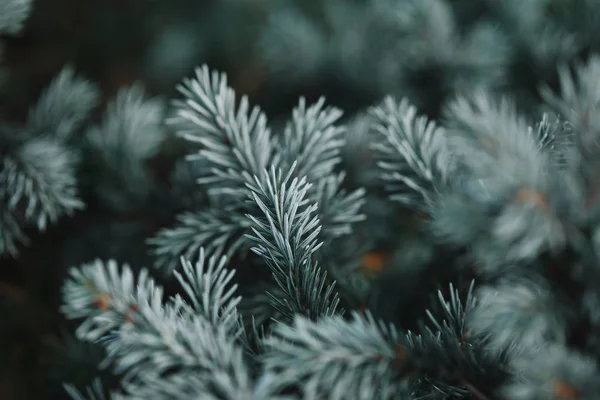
xmin=173 ymin=248 xmax=242 ymax=335
xmin=275 ymin=96 xmax=345 ymax=181
xmin=541 ymin=55 xmax=600 ymax=206
xmin=431 ymin=92 xmax=577 ymax=270
xmin=238 ymin=282 xmax=285 ymax=329
xmin=530 ymin=113 xmax=574 ymax=169
xmin=0 ymin=135 xmax=83 ymax=233
xmin=149 ymin=207 xmax=252 ymax=274
xmin=442 ymin=92 xmax=542 ymax=176
xmin=64 ymin=378 xmax=121 ymax=400
xmin=28 ymin=66 xmax=100 ymax=140
xmin=150 ymin=66 xmax=365 ymax=277
xmin=469 ymin=277 xmax=568 ymax=356
xmin=309 ymin=172 xmax=366 ymax=242
xmin=0 ymin=66 xmax=97 ymax=256
xmin=146 ymin=65 xmax=278 ymax=271
xmin=262 ymin=312 xmax=409 ymax=400
xmin=407 ymin=283 xmax=510 ymax=400
xmin=62 ymin=254 xmax=281 ymax=399
xmin=371 ymin=96 xmax=451 ymax=213
xmin=501 ymin=345 xmax=600 ymax=400
xmin=86 ymin=83 xmax=164 ymax=160
xmin=245 ymin=164 xmax=341 ymax=322
xmin=0 ymin=203 xmax=26 ymax=256
xmin=0 ymin=0 xmax=32 ymax=35
xmin=84 ymin=83 xmax=165 ymax=212
xmin=168 ymin=64 xmax=273 ymax=197
xmin=274 ymin=95 xmax=367 ymax=250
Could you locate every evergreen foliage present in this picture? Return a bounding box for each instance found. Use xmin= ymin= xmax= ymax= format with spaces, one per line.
xmin=61 ymin=57 xmax=600 ymax=398
xmin=6 ymin=0 xmax=600 ymax=399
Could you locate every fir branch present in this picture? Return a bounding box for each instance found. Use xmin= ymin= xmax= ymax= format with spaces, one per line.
xmin=173 ymin=249 xmax=242 ymax=335
xmin=0 ymin=0 xmax=32 ymax=35
xmin=274 ymin=96 xmax=366 ymax=249
xmin=541 ymin=55 xmax=600 ymax=208
xmin=0 ymin=205 xmax=26 ymax=256
xmin=168 ymin=64 xmax=273 ymax=197
xmin=237 ymin=313 xmax=269 ymax=360
xmin=469 ymin=277 xmax=568 ymax=356
xmin=238 ymin=282 xmax=285 ymax=329
xmin=0 ymin=66 xmax=95 ymax=255
xmin=86 ymin=83 xmax=164 ymax=160
xmin=64 ymin=379 xmax=109 ymax=400
xmin=149 ymin=207 xmax=252 ymax=274
xmin=532 ymin=113 xmax=570 ymax=153
xmin=62 ymin=255 xmax=279 ymax=399
xmin=61 ymin=259 xmax=163 ymax=341
xmin=148 ymin=65 xmax=274 ymax=272
xmin=245 ymin=164 xmax=341 ymax=322
xmin=442 ymin=92 xmax=542 ymax=175
xmin=371 ymin=96 xmax=451 ymax=213
xmin=85 ymin=83 xmax=165 ymax=211
xmin=64 ymin=378 xmax=126 ymax=400
xmin=310 ymin=172 xmax=366 ymax=241
xmin=275 ymin=96 xmax=345 ymax=181
xmin=407 ymin=283 xmax=510 ymax=400
xmin=541 ymin=56 xmax=600 ymax=143
xmin=431 ymin=92 xmax=578 ymax=269
xmin=262 ymin=312 xmax=409 ymax=400
xmin=28 ymin=66 xmax=100 ymax=140
xmin=340 ymin=111 xmax=380 ymax=186
xmin=501 ymin=345 xmax=600 ymax=400
xmin=530 ymin=113 xmax=574 ymax=169
xmin=111 ymin=310 xmax=254 ymax=399
xmin=0 ymin=135 xmax=83 ymax=231
xmin=150 ymin=66 xmax=364 ymax=278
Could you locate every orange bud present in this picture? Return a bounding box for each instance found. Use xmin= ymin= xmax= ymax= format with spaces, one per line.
xmin=361 ymin=252 xmax=387 ymax=273
xmin=394 ymin=344 xmax=407 ymax=360
xmin=92 ymin=293 xmax=112 ymax=311
xmin=124 ymin=304 xmax=138 ymax=323
xmin=516 ymin=187 xmax=547 ymax=210
xmin=552 ymin=380 xmax=578 ymax=399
